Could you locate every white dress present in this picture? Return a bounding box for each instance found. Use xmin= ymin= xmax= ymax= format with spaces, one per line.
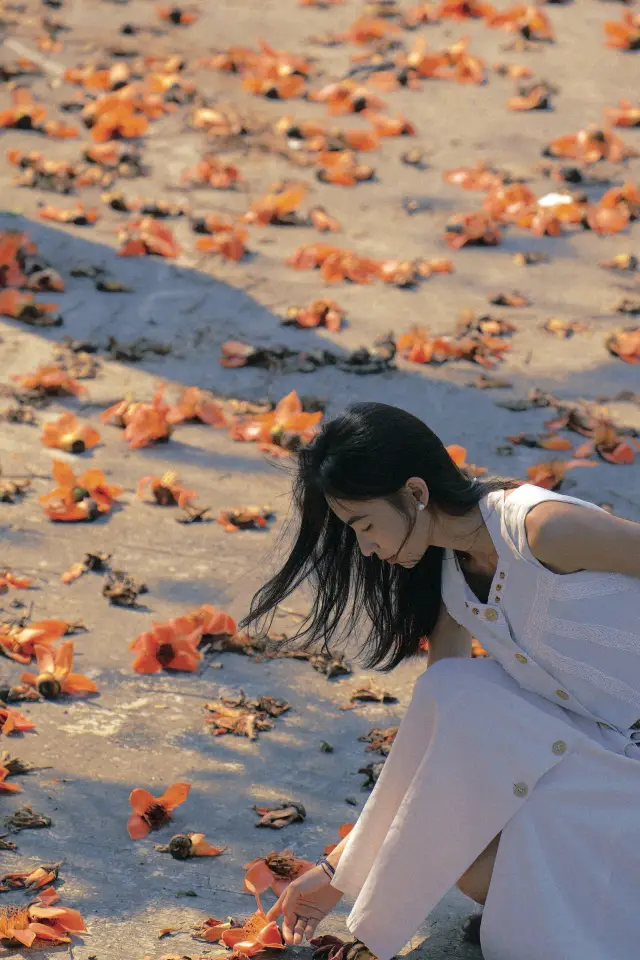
xmin=331 ymin=484 xmax=640 ymax=960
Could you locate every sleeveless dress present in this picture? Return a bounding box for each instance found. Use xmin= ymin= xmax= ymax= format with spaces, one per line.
xmin=330 ymin=484 xmax=640 ymax=960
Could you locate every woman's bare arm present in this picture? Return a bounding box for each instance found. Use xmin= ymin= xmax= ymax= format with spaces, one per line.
xmin=426 ymin=604 xmax=473 ymax=668
xmin=525 ymin=501 xmax=640 ymax=578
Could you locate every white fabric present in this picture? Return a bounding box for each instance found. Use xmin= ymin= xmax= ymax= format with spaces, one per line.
xmin=330 ymin=486 xmax=640 ymax=960
xmin=442 ymin=484 xmax=640 ymax=736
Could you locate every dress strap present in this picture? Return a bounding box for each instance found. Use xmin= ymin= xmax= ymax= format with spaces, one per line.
xmin=499 ymin=483 xmax=601 ymax=566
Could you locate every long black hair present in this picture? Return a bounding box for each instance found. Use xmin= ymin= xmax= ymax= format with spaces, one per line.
xmin=240 ymin=402 xmax=520 ymax=671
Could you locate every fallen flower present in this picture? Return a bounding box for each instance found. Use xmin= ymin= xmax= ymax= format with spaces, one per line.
xmin=0 ymin=767 xmax=21 ymax=794
xmin=447 ymin=444 xmax=488 ymax=477
xmin=606 ymin=327 xmax=640 ymax=364
xmin=599 ymin=253 xmax=638 ymax=272
xmin=61 ymin=552 xmax=112 ymax=585
xmin=129 ymin=619 xmax=203 ymax=674
xmin=137 ymin=472 xmax=197 ymax=508
xmin=204 ymin=692 xmax=290 ymax=739
xmin=603 ymin=10 xmax=640 ymax=50
xmin=341 ymin=681 xmax=398 ymax=709
xmin=0 ymin=571 xmax=33 ymax=594
xmin=103 ymin=570 xmax=148 ymax=607
xmin=242 ymin=183 xmax=308 ymax=225
xmin=38 ymin=203 xmax=98 ymax=225
xmin=0 ymin=478 xmax=31 ymax=503
xmin=444 ymin=211 xmax=501 ymax=248
xmin=155 ymin=832 xmax=226 ymax=859
xmin=39 ymin=459 xmax=123 ymax=521
xmin=527 ymin=458 xmax=597 ymax=490
xmin=324 ymin=823 xmax=354 ymax=856
xmin=542 ymin=317 xmax=588 ymax=338
xmin=229 ymin=390 xmax=323 ymax=455
xmin=166 ymin=387 xmax=227 ymax=426
xmin=543 ymin=126 xmax=637 ymax=165
xmin=253 ymin=801 xmax=306 ymax=829
xmin=0 ymin=706 xmax=36 ymax=736
xmin=0 ymin=897 xmax=86 ymax=948
xmin=127 ymin=781 xmax=191 ymax=839
xmin=118 ymin=217 xmax=181 ymax=258
xmin=197 ymin=907 xmax=285 ymax=954
xmin=0 ymin=289 xmax=61 ymax=327
xmin=0 ymin=619 xmax=69 ymax=665
xmin=100 ymin=386 xmax=172 ymax=449
xmin=182 ymin=155 xmax=243 ymax=188
xmin=11 ymin=364 xmax=87 ymax=398
xmin=195 ymin=227 xmax=248 ymax=261
xmin=21 ymin=641 xmax=98 ymax=699
xmin=157 ymin=5 xmax=200 ymax=25
xmin=0 ymin=863 xmax=61 ymax=891
xmin=3 ymin=808 xmax=52 ymax=836
xmin=41 ymin=413 xmax=100 ymax=453
xmin=489 ymin=291 xmax=530 ymax=307
xmin=217 ymin=506 xmax=275 ymax=533
xmin=605 ymin=99 xmax=640 ymax=128
xmin=282 ymin=299 xmax=344 ymax=332
xmin=243 ymin=848 xmax=315 ymax=903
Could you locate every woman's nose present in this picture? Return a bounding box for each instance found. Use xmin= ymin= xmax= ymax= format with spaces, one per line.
xmin=358 ymin=538 xmax=376 ymax=558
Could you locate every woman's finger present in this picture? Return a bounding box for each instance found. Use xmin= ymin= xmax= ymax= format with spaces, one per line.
xmin=282 ymin=905 xmax=296 ymax=945
xmin=292 ymin=917 xmax=308 ymax=946
xmin=304 ymin=918 xmax=319 ymax=942
xmin=265 ymin=893 xmax=285 ymax=924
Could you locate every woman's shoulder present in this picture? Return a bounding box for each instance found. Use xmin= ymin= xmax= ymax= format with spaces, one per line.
xmin=496 ymin=483 xmax=602 ymax=567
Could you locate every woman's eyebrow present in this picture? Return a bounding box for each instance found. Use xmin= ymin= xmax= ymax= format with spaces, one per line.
xmin=346 ymin=514 xmax=367 ymax=527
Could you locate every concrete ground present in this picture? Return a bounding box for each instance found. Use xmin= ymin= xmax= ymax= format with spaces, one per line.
xmin=0 ymin=0 xmax=639 ymax=957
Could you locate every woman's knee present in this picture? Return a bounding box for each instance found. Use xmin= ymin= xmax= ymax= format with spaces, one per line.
xmin=456 ymin=833 xmax=501 ymax=906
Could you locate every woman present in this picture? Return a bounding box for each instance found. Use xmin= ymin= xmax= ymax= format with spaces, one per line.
xmin=240 ymin=402 xmax=640 ymax=960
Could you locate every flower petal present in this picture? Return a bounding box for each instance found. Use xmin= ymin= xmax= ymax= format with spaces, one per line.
xmin=129 ymin=787 xmax=156 ymax=814
xmin=159 ymin=780 xmax=191 ymax=811
xmin=127 ymin=812 xmax=151 ymax=839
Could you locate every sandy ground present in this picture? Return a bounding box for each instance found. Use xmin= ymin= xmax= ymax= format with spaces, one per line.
xmin=0 ymin=0 xmax=639 ymax=957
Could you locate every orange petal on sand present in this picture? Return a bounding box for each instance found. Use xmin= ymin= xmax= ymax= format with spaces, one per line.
xmin=243 ymin=860 xmax=276 ymax=895
xmin=159 ymin=781 xmax=191 ymax=811
xmin=191 ymin=834 xmax=226 ymax=856
xmin=127 ymin=812 xmax=151 ymax=839
xmin=62 ymin=673 xmax=98 ymax=695
xmin=129 ymin=787 xmax=156 ymax=815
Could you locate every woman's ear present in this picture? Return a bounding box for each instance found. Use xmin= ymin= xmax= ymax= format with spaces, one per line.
xmin=406 ymin=478 xmax=429 ymax=510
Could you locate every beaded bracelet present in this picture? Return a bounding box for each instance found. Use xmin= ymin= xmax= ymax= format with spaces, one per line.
xmin=316 ymin=856 xmax=336 ymax=878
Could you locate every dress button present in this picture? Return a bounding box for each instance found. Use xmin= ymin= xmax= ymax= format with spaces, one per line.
xmin=513 ymin=782 xmax=528 ymax=798
xmin=495 ymin=584 xmax=502 ymax=591
xmin=556 ymin=689 xmax=570 ymax=701
xmin=472 ymin=608 xmax=479 ymax=616
xmin=515 ymin=653 xmax=528 ymax=664
xmin=552 ymin=740 xmax=566 ymax=755
xmin=499 ymin=572 xmax=505 ymax=579
xmin=484 ymin=609 xmax=498 ymax=621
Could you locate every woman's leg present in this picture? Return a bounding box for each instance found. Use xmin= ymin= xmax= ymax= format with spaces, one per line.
xmin=456 ymin=832 xmax=501 ymax=905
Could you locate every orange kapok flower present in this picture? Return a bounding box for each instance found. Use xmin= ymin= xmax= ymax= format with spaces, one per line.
xmin=0 ymin=766 xmax=21 ymax=793
xmin=243 ymin=849 xmax=315 ymax=905
xmin=0 ymin=899 xmax=86 ymax=948
xmin=41 ymin=413 xmax=101 ymax=453
xmin=137 ymin=472 xmax=197 ymax=508
xmin=0 ymin=571 xmax=33 ymax=594
xmin=229 ymin=390 xmax=322 ymax=454
xmin=226 ymin=913 xmax=284 ymax=956
xmin=127 ymin=781 xmax=191 ymax=839
xmin=129 ymin=619 xmax=203 ymax=674
xmin=166 ymin=387 xmax=227 ymax=427
xmin=21 ymin=641 xmax=98 ymax=699
xmin=102 ymin=386 xmax=172 ymax=449
xmin=159 ymin=832 xmax=226 ymax=859
xmin=446 ymin=444 xmax=488 ymax=478
xmin=0 ymin=619 xmax=68 ymax=665
xmin=39 ymin=459 xmax=123 ymax=521
xmin=0 ymin=705 xmax=36 ymax=735
xmin=11 ymin=364 xmax=87 ymax=397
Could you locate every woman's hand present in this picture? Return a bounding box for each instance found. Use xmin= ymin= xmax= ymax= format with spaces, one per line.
xmin=265 ymin=865 xmax=344 ymax=945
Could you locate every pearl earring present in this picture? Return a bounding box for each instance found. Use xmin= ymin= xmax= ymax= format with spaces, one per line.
xmin=417 ymin=503 xmax=425 ymax=511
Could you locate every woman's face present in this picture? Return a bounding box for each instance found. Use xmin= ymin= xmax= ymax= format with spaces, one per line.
xmin=328 ymin=489 xmax=430 ymax=567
